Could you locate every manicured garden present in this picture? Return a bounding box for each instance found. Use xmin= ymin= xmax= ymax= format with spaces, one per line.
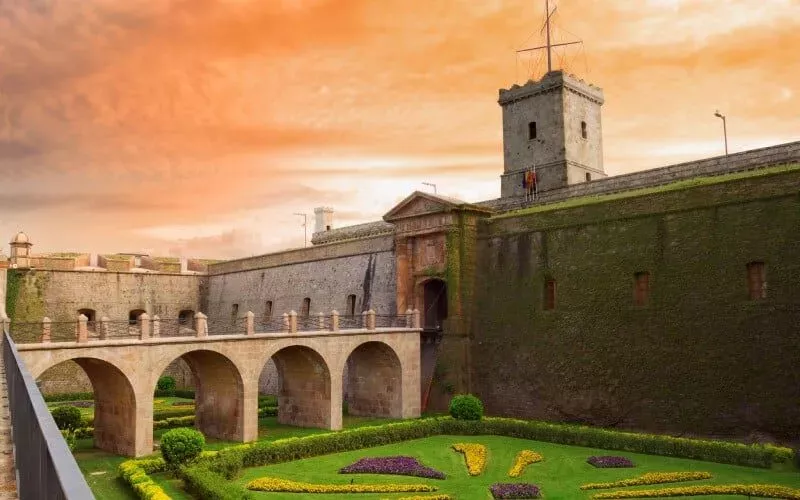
xmin=81 ymin=394 xmax=800 ymax=500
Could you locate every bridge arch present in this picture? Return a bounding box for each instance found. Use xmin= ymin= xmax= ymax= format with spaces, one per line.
xmin=37 ymin=357 xmax=138 ymax=456
xmin=266 ymin=345 xmax=332 ymax=429
xmin=343 ymin=341 xmax=403 ymax=418
xmin=154 ymin=349 xmax=245 ymax=441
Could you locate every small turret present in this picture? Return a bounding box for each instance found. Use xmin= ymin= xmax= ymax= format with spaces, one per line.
xmin=9 ymin=231 xmax=33 ymax=269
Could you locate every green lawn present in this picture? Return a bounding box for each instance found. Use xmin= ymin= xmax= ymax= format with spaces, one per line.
xmin=49 ymin=396 xmax=194 ymax=422
xmin=75 ymin=416 xmax=402 ymax=499
xmin=218 ymin=435 xmax=800 ymax=500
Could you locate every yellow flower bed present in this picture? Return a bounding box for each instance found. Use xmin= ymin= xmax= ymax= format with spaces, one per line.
xmin=581 ymin=472 xmax=712 ymax=490
xmin=452 ymin=443 xmax=487 ymax=476
xmin=118 ymin=460 xmax=171 ymax=500
xmin=508 ymin=449 xmax=543 ymax=477
xmin=591 ymin=483 xmax=800 ymax=499
xmin=246 ymin=477 xmax=437 ymax=494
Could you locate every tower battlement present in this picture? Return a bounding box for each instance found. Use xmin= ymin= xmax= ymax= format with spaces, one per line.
xmin=499 ymin=70 xmax=604 ymax=106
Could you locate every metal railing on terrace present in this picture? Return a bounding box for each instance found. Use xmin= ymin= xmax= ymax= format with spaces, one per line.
xmin=2 ymin=330 xmax=95 ymax=499
xmin=1 ymin=309 xmax=422 ymax=345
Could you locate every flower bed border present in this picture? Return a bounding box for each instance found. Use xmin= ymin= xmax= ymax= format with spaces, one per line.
xmin=587 ymin=456 xmax=636 ymax=468
xmin=490 ymin=482 xmax=542 ymax=499
xmin=452 ymin=443 xmax=487 ymax=476
xmin=245 ymin=476 xmax=437 ymax=493
xmin=508 ymin=450 xmax=543 ymax=477
xmin=118 ymin=416 xmax=794 ymax=500
xmin=581 ymin=472 xmax=713 ymax=490
xmin=339 ymin=456 xmax=446 ymax=479
xmin=590 ymin=483 xmax=800 ymax=499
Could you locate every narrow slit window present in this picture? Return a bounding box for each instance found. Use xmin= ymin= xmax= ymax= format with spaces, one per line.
xmin=346 ymin=294 xmax=356 ymax=316
xmin=528 ymin=121 xmax=537 ymax=140
xmin=301 ymin=297 xmax=311 ymax=317
xmin=231 ymin=303 xmax=239 ymax=322
xmin=585 ymin=172 xmax=592 ymax=182
xmin=581 ymin=121 xmax=588 ymax=139
xmin=264 ymin=301 xmax=273 ymax=318
xmin=634 ymin=272 xmax=650 ymax=306
xmin=746 ymin=261 xmax=766 ymax=300
xmin=544 ymin=279 xmax=556 ymax=310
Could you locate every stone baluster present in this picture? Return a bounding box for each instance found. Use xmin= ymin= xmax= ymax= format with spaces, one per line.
xmin=77 ymin=314 xmax=88 ymax=343
xmin=282 ymin=312 xmax=290 ymax=333
xmin=361 ymin=310 xmax=368 ymax=329
xmin=366 ymin=309 xmax=376 ymax=330
xmin=288 ymin=310 xmax=297 ymax=334
xmin=330 ymin=310 xmax=339 ymax=332
xmin=42 ymin=317 xmax=51 ymax=343
xmin=152 ymin=315 xmax=160 ymax=338
xmin=405 ymin=309 xmax=414 ymax=328
xmin=246 ymin=311 xmax=255 ymax=335
xmin=99 ymin=316 xmax=109 ymax=340
xmin=194 ymin=312 xmax=208 ymax=338
xmin=139 ymin=313 xmax=151 ymax=340
xmin=317 ymin=312 xmax=325 ymax=331
xmin=412 ymin=309 xmax=421 ymax=329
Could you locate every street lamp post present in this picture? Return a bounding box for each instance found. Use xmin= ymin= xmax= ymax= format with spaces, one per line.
xmin=714 ymin=110 xmax=728 ymax=156
xmin=293 ymin=213 xmax=307 ymax=248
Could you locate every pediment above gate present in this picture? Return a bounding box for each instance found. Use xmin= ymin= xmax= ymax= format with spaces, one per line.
xmin=383 ymin=191 xmax=482 ymax=222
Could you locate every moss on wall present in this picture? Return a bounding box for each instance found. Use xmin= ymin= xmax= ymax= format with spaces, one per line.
xmin=470 ymin=170 xmax=800 ymax=439
xmin=6 ymin=270 xmax=49 ymax=323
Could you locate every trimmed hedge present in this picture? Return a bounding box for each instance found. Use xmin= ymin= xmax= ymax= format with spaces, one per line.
xmin=51 ymin=406 xmax=83 ymax=430
xmin=590 ymin=483 xmax=800 ymax=499
xmin=43 ymin=391 xmax=93 ymax=402
xmin=208 ymin=417 xmax=790 ymax=471
xmin=118 ymin=459 xmax=170 ymax=500
xmin=180 ymin=465 xmax=252 ymax=500
xmin=161 ymin=428 xmax=205 ymax=468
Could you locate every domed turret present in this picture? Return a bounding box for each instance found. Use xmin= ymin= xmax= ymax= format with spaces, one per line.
xmin=9 ymin=231 xmax=33 ymax=268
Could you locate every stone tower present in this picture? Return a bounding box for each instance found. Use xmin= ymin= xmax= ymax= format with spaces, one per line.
xmin=314 ymin=207 xmax=334 ymax=233
xmin=9 ymin=231 xmax=32 ymax=269
xmin=499 ymin=70 xmax=606 ymax=198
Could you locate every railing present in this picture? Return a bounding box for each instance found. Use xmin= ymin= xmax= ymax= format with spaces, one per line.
xmin=2 ymin=332 xmax=95 ymax=499
xmin=6 ymin=309 xmax=422 ymax=345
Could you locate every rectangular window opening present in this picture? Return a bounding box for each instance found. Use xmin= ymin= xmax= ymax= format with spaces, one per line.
xmin=746 ymin=261 xmax=767 ymax=300
xmin=231 ymin=303 xmax=239 ymax=322
xmin=634 ymin=272 xmax=650 ymax=306
xmin=528 ymin=121 xmax=537 ymax=140
xmin=581 ymin=121 xmax=588 ymax=139
xmin=544 ymin=279 xmax=556 ymax=310
xmin=265 ymin=300 xmax=273 ymax=318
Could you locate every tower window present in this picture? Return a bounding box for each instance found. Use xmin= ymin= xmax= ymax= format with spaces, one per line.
xmin=581 ymin=121 xmax=588 ymax=139
xmin=544 ymin=279 xmax=557 ymax=310
xmin=634 ymin=272 xmax=650 ymax=306
xmin=264 ymin=300 xmax=273 ymax=318
xmin=346 ymin=294 xmax=356 ymax=316
xmin=528 ymin=121 xmax=537 ymax=140
xmin=585 ymin=172 xmax=592 ymax=182
xmin=746 ymin=261 xmax=766 ymax=300
xmin=301 ymin=297 xmax=311 ymax=317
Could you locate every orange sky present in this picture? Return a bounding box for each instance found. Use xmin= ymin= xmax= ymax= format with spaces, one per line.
xmin=0 ymin=0 xmax=798 ymax=258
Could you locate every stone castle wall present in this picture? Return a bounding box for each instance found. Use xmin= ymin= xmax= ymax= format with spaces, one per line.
xmin=471 ymin=166 xmax=800 ymax=438
xmin=485 ymin=140 xmax=800 ymax=211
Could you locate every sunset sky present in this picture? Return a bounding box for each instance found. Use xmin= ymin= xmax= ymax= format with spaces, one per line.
xmin=1 ymin=0 xmax=797 ymax=259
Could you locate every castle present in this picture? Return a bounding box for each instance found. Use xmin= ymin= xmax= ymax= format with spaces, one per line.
xmin=2 ymin=68 xmax=799 ymax=439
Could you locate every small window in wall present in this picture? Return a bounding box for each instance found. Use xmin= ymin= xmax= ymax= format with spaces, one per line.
xmin=264 ymin=301 xmax=273 ymax=318
xmin=346 ymin=294 xmax=356 ymax=316
xmin=746 ymin=261 xmax=767 ymax=300
xmin=78 ymin=308 xmax=96 ymax=331
xmin=544 ymin=279 xmax=557 ymax=310
xmin=581 ymin=121 xmax=588 ymax=139
xmin=528 ymin=121 xmax=537 ymax=140
xmin=301 ymin=297 xmax=311 ymax=317
xmin=231 ymin=303 xmax=239 ymax=322
xmin=178 ymin=309 xmax=194 ymax=325
xmin=326 ymin=225 xmax=331 ymax=231
xmin=634 ymin=272 xmax=650 ymax=306
xmin=129 ymin=309 xmax=146 ymax=325
xmin=585 ymin=172 xmax=592 ymax=182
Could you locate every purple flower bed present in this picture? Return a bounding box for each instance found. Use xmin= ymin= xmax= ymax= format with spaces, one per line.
xmin=339 ymin=456 xmax=446 ymax=479
xmin=490 ymin=483 xmax=541 ymax=499
xmin=587 ymin=456 xmax=635 ymax=468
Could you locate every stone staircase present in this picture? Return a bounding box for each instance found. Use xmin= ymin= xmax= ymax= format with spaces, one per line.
xmin=0 ymin=344 xmax=17 ymax=499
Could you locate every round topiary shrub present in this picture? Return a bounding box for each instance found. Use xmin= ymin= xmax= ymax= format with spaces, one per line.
xmin=449 ymin=394 xmax=484 ymax=421
xmin=160 ymin=428 xmax=205 ymax=468
xmin=157 ymin=376 xmax=177 ymax=392
xmin=51 ymin=405 xmax=83 ymax=430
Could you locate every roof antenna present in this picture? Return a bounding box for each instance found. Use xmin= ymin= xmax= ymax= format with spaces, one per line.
xmin=516 ymin=0 xmax=583 ymax=76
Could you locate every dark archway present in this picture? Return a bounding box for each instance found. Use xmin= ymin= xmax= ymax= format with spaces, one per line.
xmin=344 ymin=342 xmax=402 ymax=418
xmin=38 ymin=358 xmax=138 ymax=456
xmin=422 ymin=279 xmax=447 ymax=332
xmin=268 ymin=346 xmax=331 ymax=429
xmin=160 ymin=350 xmax=244 ymax=441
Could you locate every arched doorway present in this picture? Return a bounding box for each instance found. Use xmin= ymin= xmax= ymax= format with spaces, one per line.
xmin=422 ymin=279 xmax=447 ymax=333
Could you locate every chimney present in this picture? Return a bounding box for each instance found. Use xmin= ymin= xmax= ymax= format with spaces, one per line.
xmin=314 ymin=207 xmax=334 ymax=233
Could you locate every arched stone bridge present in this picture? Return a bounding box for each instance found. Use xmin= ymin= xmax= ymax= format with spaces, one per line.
xmin=14 ymin=318 xmax=421 ymax=457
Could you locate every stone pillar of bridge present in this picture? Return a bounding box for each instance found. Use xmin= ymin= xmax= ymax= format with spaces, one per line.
xmin=400 ymin=335 xmax=422 ymax=418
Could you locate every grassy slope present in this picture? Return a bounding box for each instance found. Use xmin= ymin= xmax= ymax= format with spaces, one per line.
xmin=226 ymin=435 xmax=800 ymax=500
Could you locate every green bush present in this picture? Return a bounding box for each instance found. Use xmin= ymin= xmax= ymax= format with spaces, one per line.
xmin=43 ymin=391 xmax=93 ymax=403
xmin=257 ymin=406 xmax=277 ymax=418
xmin=156 ymin=376 xmax=176 ymax=392
xmin=210 ymin=448 xmax=246 ymax=480
xmin=51 ymin=405 xmax=83 ymax=430
xmin=180 ymin=465 xmax=252 ymax=499
xmin=257 ymin=395 xmax=277 ymax=407
xmin=153 ymin=407 xmax=195 ymax=421
xmin=118 ymin=459 xmax=170 ymax=500
xmin=160 ymin=428 xmax=205 ymax=468
xmin=448 ymin=394 xmax=484 ymax=421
